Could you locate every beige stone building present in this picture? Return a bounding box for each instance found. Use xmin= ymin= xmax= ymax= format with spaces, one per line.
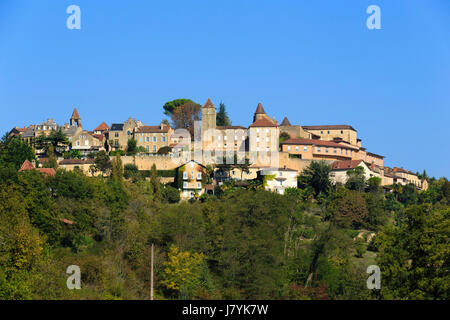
xmin=302 ymin=125 xmax=358 ymax=146
xmin=279 ymin=117 xmax=314 ymax=139
xmin=134 ymin=123 xmax=173 ymax=153
xmin=108 ymin=117 xmax=143 ymax=151
xmin=177 ymin=160 xmax=206 ymax=199
xmin=59 ymin=159 xmax=98 ymax=175
xmin=281 ymin=138 xmax=359 ymax=161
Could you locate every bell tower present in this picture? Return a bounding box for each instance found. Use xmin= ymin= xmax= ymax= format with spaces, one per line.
xmin=70 ymin=107 xmax=81 ymax=127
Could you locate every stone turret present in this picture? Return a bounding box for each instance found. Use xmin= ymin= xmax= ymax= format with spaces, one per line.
xmin=70 ymin=107 xmax=81 ymax=127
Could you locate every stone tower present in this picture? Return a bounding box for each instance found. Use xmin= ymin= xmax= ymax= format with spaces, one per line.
xmin=70 ymin=107 xmax=82 ymax=127
xmin=201 ymin=98 xmax=217 ymax=148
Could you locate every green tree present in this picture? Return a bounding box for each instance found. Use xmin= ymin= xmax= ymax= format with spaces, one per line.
xmin=162 ymin=185 xmax=181 ymax=203
xmin=111 ymin=153 xmax=123 ymax=184
xmin=216 ymin=102 xmax=231 ymax=126
xmin=298 ymin=161 xmax=331 ymax=196
xmin=0 ymin=137 xmax=35 ymax=170
xmin=126 ymin=138 xmax=137 ymax=156
xmin=345 ymin=166 xmax=366 ymax=192
xmin=150 ymin=164 xmax=161 ymax=201
xmin=163 ymin=99 xmax=195 ymax=116
xmin=124 ymin=164 xmax=139 ymax=180
xmin=43 ymin=145 xmax=58 ymax=169
xmin=376 ymin=204 xmax=449 ymax=299
xmin=94 ymin=150 xmax=112 ymax=176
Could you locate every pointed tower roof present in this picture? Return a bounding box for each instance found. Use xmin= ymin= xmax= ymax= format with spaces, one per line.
xmin=202 ymin=98 xmax=216 ymax=109
xmin=255 ymin=103 xmax=265 ymax=114
xmin=281 ymin=117 xmax=291 ymax=126
xmin=71 ymin=107 xmax=80 ymax=119
xmin=95 ymin=122 xmax=109 ymax=131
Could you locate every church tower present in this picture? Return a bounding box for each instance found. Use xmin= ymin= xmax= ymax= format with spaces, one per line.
xmin=70 ymin=107 xmax=82 ymax=127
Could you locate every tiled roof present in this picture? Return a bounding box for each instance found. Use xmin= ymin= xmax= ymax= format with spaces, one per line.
xmin=89 ymin=133 xmax=104 ymax=141
xmin=255 ymin=103 xmax=265 ymax=114
xmin=249 ymin=117 xmax=277 ymax=128
xmin=110 ymin=123 xmax=124 ymax=131
xmin=19 ymin=160 xmax=35 ymax=171
xmin=94 ymin=122 xmax=109 ymax=131
xmin=136 ymin=125 xmax=170 ymax=133
xmin=37 ymin=168 xmax=56 ymax=177
xmin=280 ymin=117 xmax=291 ymax=126
xmin=282 ymin=138 xmax=355 ymax=149
xmin=216 ymin=125 xmax=247 ymax=130
xmin=331 ymin=160 xmax=364 ymax=170
xmin=18 ymin=160 xmax=55 ymax=177
xmin=202 ymin=98 xmax=216 ymax=109
xmin=71 ymin=108 xmax=80 ymax=119
xmin=303 ymin=125 xmax=357 ymax=131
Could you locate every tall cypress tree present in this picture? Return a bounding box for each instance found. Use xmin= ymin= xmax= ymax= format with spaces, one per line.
xmin=150 ymin=163 xmax=161 ymax=201
xmin=216 ymin=102 xmax=231 ymax=126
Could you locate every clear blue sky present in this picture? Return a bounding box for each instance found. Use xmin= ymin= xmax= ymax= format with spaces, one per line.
xmin=0 ymin=0 xmax=449 ymax=178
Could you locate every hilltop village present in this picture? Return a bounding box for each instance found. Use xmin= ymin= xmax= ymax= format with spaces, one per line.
xmin=8 ymin=99 xmax=428 ymax=198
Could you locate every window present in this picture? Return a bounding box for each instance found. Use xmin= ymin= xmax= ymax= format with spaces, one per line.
xmin=317 ymin=147 xmax=321 ymax=152
xmin=85 ymin=140 xmax=89 ymax=146
xmin=153 ymin=145 xmax=156 ymax=152
xmin=162 ymin=137 xmax=166 ymax=142
xmin=303 ymin=146 xmax=307 ymax=152
xmin=287 ymin=146 xmax=291 ymax=151
xmin=146 ymin=146 xmax=149 ymax=152
xmin=76 ymin=140 xmax=80 ymax=146
xmin=197 ymin=182 xmax=201 ymax=189
xmin=296 ymin=146 xmax=299 ymax=152
xmin=183 ymin=182 xmax=188 ymax=188
xmin=197 ymin=173 xmax=201 ymax=180
xmin=327 ymin=130 xmax=330 ymax=134
xmin=341 ymin=130 xmax=343 ymax=134
xmin=326 ymin=147 xmax=329 ymax=153
xmin=320 ymin=130 xmax=323 ymax=134
xmin=140 ymin=137 xmax=143 ymax=143
xmin=256 ymin=128 xmax=260 ymax=133
xmin=153 ymin=136 xmax=157 ymax=142
xmin=333 ymin=148 xmax=337 ymax=153
xmin=115 ymin=133 xmax=119 ymax=138
xmin=183 ymin=172 xmax=188 ymax=179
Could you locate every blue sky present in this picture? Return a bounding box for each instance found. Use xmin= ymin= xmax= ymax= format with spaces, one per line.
xmin=0 ymin=0 xmax=449 ymax=178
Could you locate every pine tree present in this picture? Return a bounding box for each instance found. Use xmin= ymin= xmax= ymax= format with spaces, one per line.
xmin=150 ymin=163 xmax=161 ymax=201
xmin=216 ymin=102 xmax=231 ymax=126
xmin=111 ymin=153 xmax=123 ymax=184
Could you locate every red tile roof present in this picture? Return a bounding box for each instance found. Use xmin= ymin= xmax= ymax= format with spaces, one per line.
xmin=303 ymin=125 xmax=356 ymax=131
xmin=202 ymin=98 xmax=216 ymax=109
xmin=89 ymin=133 xmax=105 ymax=141
xmin=249 ymin=117 xmax=277 ymax=128
xmin=331 ymin=160 xmax=364 ymax=170
xmin=94 ymin=122 xmax=109 ymax=131
xmin=71 ymin=107 xmax=80 ymax=119
xmin=37 ymin=168 xmax=56 ymax=177
xmin=282 ymin=138 xmax=355 ymax=149
xmin=19 ymin=160 xmax=35 ymax=171
xmin=255 ymin=103 xmax=266 ymax=114
xmin=19 ymin=160 xmax=55 ymax=176
xmin=135 ymin=125 xmax=171 ymax=133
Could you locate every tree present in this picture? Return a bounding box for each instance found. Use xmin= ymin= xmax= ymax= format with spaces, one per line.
xmin=171 ymin=101 xmax=201 ymax=138
xmin=94 ymin=150 xmax=112 ymax=176
xmin=157 ymin=146 xmax=172 ymax=155
xmin=111 ymin=153 xmax=123 ymax=184
xmin=216 ymin=102 xmax=231 ymax=126
xmin=35 ymin=129 xmax=69 ymax=155
xmin=63 ymin=149 xmax=82 ymax=159
xmin=161 ymin=245 xmax=205 ymax=299
xmin=163 ymin=99 xmax=195 ymax=116
xmin=376 ymin=204 xmax=450 ymax=299
xmin=298 ymin=161 xmax=331 ymax=196
xmin=162 ymin=185 xmax=180 ymax=203
xmin=0 ymin=137 xmax=35 ymax=170
xmin=126 ymin=138 xmax=137 ymax=156
xmin=232 ymin=155 xmax=251 ymax=180
xmin=124 ymin=164 xmax=139 ymax=180
xmin=330 ymin=188 xmax=368 ymax=229
xmin=345 ymin=166 xmax=366 ymax=192
xmin=150 ymin=164 xmax=161 ymax=201
xmin=279 ymin=132 xmax=291 ymax=144
xmin=43 ymin=145 xmax=58 ymax=169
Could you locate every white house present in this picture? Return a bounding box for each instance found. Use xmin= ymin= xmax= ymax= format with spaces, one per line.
xmin=260 ymin=167 xmax=298 ymax=195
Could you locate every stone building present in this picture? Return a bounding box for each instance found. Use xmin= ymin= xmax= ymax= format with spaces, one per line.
xmin=134 ymin=123 xmax=173 ymax=153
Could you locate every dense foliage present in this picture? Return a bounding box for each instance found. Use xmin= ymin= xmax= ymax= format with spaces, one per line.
xmin=0 ymin=138 xmax=448 ymax=300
